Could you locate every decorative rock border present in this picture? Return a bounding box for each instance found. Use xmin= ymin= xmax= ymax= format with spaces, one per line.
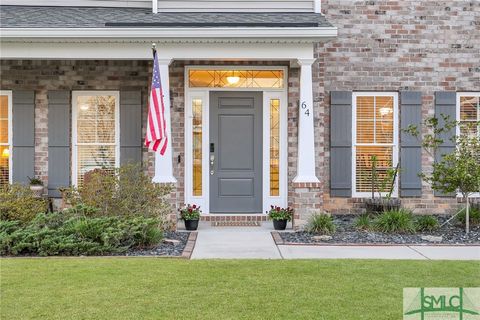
xmin=270 ymin=231 xmax=480 ymax=247
xmin=181 ymin=232 xmax=198 ymax=259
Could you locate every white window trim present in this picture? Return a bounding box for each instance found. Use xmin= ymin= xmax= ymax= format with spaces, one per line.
xmin=456 ymin=92 xmax=480 ymax=198
xmin=184 ymin=66 xmax=288 ymax=214
xmin=0 ymin=90 xmax=13 ymax=185
xmin=71 ymin=91 xmax=120 ymax=186
xmin=352 ymin=92 xmax=399 ymax=198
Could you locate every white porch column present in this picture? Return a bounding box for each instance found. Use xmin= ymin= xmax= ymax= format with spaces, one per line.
xmin=153 ymin=59 xmax=177 ymax=183
xmin=293 ymin=58 xmax=319 ymax=183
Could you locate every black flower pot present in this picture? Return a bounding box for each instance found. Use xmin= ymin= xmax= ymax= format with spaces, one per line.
xmin=273 ymin=219 xmax=288 ymax=230
xmin=184 ymin=219 xmax=199 ymax=231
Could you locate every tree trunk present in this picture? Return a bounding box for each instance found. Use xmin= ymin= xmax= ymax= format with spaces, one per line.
xmin=466 ymin=195 xmax=470 ymax=234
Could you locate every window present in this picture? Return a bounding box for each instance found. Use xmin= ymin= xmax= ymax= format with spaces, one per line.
xmin=458 ymin=93 xmax=479 ymax=138
xmin=457 ymin=92 xmax=479 ymax=198
xmin=270 ymin=99 xmax=280 ymax=196
xmin=72 ymin=91 xmax=119 ymax=186
xmin=192 ymin=98 xmax=202 ymax=196
xmin=188 ymin=69 xmax=284 ymax=89
xmin=0 ymin=91 xmax=12 ymax=187
xmin=353 ymin=93 xmax=399 ymax=197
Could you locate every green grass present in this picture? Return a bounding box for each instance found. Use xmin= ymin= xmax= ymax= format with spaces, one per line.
xmin=1 ymin=258 xmax=478 ymax=319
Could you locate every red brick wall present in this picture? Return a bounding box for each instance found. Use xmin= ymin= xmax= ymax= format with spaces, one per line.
xmin=316 ymin=0 xmax=480 ymax=214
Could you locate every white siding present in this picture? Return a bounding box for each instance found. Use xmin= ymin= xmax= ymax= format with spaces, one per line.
xmin=1 ymin=0 xmax=315 ymax=12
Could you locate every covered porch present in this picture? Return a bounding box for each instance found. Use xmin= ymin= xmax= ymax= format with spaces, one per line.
xmin=1 ymin=18 xmax=337 ymax=225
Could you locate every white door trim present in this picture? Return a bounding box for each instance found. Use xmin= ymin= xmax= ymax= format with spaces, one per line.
xmin=184 ymin=65 xmax=288 ymax=214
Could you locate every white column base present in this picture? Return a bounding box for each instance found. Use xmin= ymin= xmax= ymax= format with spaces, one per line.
xmin=293 ymin=175 xmax=320 ymax=183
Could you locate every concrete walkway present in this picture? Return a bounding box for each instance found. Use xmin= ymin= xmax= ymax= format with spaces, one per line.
xmin=190 ymin=222 xmax=281 ymax=259
xmin=190 ymin=223 xmax=480 ymax=260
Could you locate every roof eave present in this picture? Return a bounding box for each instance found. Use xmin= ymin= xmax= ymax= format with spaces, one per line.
xmin=0 ymin=27 xmax=338 ymax=42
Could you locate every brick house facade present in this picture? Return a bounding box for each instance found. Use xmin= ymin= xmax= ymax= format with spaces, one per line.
xmin=0 ymin=1 xmax=478 ymax=227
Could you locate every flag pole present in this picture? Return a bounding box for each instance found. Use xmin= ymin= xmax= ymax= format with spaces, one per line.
xmin=152 ymin=43 xmax=156 ymax=56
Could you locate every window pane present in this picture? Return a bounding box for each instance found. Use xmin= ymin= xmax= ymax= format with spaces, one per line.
xmin=0 ymin=120 xmax=7 ymax=144
xmin=460 ymin=96 xmax=478 ymax=121
xmin=77 ymin=95 xmax=116 ymax=144
xmin=270 ymin=99 xmax=280 ymax=196
xmin=0 ymin=145 xmax=9 ymax=187
xmin=0 ymin=96 xmax=8 ymax=119
xmin=192 ymin=99 xmax=202 ymax=196
xmin=356 ymin=146 xmax=393 ymax=193
xmin=357 ymin=96 xmax=374 ymax=120
xmin=357 ymin=120 xmax=374 ymax=143
xmin=188 ymin=70 xmax=284 ymax=89
xmin=376 ymin=120 xmax=394 ymax=143
xmin=77 ymin=145 xmax=116 ymax=186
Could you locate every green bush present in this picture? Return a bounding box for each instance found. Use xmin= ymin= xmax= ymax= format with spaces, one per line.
xmin=63 ymin=163 xmax=172 ymax=224
xmin=415 ymin=215 xmax=439 ymax=232
xmin=0 ymin=212 xmax=162 ymax=256
xmin=307 ymin=213 xmax=336 ymax=234
xmin=0 ymin=184 xmax=47 ymax=223
xmin=374 ymin=209 xmax=416 ymax=234
xmin=354 ymin=215 xmax=372 ymax=231
xmin=456 ymin=207 xmax=480 ymax=226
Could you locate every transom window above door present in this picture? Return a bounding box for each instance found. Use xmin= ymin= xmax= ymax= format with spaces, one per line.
xmin=188 ymin=69 xmax=284 ymax=89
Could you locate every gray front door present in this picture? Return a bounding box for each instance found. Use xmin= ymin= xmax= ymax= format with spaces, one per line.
xmin=209 ymin=91 xmax=263 ymax=213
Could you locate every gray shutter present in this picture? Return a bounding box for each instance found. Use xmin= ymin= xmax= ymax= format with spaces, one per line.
xmin=434 ymin=91 xmax=456 ymax=197
xmin=330 ymin=91 xmax=352 ymax=197
xmin=400 ymin=91 xmax=422 ymax=197
xmin=120 ymin=91 xmax=142 ymax=165
xmin=48 ymin=91 xmax=70 ymax=197
xmin=12 ymin=90 xmax=35 ymax=184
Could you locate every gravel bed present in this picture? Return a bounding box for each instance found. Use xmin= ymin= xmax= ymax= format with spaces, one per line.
xmin=279 ymin=215 xmax=480 ymax=245
xmin=126 ymin=231 xmax=190 ymax=256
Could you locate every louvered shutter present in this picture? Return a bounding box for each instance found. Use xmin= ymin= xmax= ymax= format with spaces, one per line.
xmin=400 ymin=91 xmax=422 ymax=197
xmin=330 ymin=91 xmax=352 ymax=197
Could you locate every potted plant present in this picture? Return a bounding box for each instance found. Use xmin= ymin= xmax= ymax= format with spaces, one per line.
xmin=179 ymin=204 xmax=201 ymax=231
xmin=28 ymin=176 xmax=44 ymax=198
xmin=267 ymin=206 xmax=293 ymax=230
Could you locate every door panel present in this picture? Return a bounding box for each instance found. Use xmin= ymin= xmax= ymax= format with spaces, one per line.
xmin=210 ymin=91 xmax=262 ymax=213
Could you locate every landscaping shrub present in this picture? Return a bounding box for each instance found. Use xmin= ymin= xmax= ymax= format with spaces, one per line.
xmin=354 ymin=215 xmax=372 ymax=231
xmin=415 ymin=215 xmax=439 ymax=232
xmin=373 ymin=209 xmax=416 ymax=234
xmin=63 ymin=163 xmax=172 ymax=224
xmin=0 ymin=212 xmax=162 ymax=256
xmin=307 ymin=213 xmax=336 ymax=234
xmin=456 ymin=207 xmax=480 ymax=226
xmin=0 ymin=184 xmax=47 ymax=223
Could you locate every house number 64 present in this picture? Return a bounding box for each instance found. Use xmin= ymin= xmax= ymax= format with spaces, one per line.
xmin=301 ymin=101 xmax=310 ymax=117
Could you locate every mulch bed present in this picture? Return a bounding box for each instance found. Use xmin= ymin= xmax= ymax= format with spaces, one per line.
xmin=125 ymin=231 xmax=196 ymax=258
xmin=276 ymin=215 xmax=480 ymax=246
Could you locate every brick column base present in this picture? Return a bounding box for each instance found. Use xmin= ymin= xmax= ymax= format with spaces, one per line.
xmin=159 ymin=183 xmax=178 ymax=231
xmin=291 ymin=182 xmax=322 ymax=230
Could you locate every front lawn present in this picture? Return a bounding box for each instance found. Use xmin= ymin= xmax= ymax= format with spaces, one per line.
xmin=1 ymin=259 xmax=478 ymax=319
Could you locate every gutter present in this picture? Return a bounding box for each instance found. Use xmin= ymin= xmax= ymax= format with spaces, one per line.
xmin=0 ymin=27 xmax=338 ymax=41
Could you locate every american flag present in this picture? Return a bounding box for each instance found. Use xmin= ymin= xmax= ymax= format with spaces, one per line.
xmin=145 ymin=48 xmax=168 ymax=155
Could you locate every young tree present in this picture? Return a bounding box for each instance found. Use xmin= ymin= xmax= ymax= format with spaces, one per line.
xmin=405 ymin=115 xmax=480 ymax=233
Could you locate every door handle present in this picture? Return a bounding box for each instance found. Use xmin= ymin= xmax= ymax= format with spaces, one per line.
xmin=210 ymin=154 xmax=215 ymax=175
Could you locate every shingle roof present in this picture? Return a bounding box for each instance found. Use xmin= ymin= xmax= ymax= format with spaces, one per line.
xmin=0 ymin=6 xmax=333 ymax=28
